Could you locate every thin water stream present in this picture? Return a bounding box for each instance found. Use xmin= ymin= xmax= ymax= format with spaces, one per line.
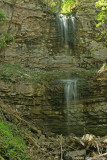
xmin=62 ymin=79 xmax=78 ymax=133
xmin=56 ymin=14 xmax=76 ymax=47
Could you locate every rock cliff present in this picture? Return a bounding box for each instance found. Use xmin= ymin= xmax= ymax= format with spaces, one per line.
xmin=0 ymin=0 xmax=106 ymax=70
xmin=0 ymin=65 xmax=107 ymax=135
xmin=0 ymin=0 xmax=107 ymax=136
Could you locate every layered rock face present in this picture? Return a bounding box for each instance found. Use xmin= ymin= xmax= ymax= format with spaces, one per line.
xmin=0 ymin=70 xmax=107 ymax=136
xmin=0 ymin=0 xmax=54 ymax=69
xmin=0 ymin=0 xmax=106 ymax=70
xmin=0 ymin=0 xmax=107 ymax=136
xmin=45 ymin=72 xmax=107 ymax=135
xmin=75 ymin=1 xmax=107 ymax=68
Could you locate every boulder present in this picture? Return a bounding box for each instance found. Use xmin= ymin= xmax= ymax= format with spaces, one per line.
xmin=64 ymin=149 xmax=86 ymax=160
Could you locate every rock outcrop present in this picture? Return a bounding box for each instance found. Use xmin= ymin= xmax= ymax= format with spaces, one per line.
xmin=0 ymin=0 xmax=106 ymax=70
xmin=0 ymin=0 xmax=107 ymax=136
xmin=0 ymin=68 xmax=106 ymax=136
xmin=75 ymin=0 xmax=107 ymax=69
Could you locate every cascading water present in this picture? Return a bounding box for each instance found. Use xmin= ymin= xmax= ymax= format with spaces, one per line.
xmin=64 ymin=79 xmax=78 ymax=107
xmin=56 ymin=13 xmax=78 ymax=134
xmin=56 ymin=14 xmax=76 ymax=47
xmin=62 ymin=79 xmax=78 ymax=131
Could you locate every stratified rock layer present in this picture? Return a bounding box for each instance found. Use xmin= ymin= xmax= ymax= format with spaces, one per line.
xmin=0 ymin=69 xmax=107 ymax=136
xmin=0 ymin=0 xmax=107 ymax=135
xmin=0 ymin=0 xmax=107 ymax=70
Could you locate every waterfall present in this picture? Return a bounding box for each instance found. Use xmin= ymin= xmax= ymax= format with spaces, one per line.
xmin=64 ymin=79 xmax=78 ymax=106
xmin=63 ymin=79 xmax=78 ymax=108
xmin=62 ymin=79 xmax=78 ymax=131
xmin=56 ymin=14 xmax=76 ymax=47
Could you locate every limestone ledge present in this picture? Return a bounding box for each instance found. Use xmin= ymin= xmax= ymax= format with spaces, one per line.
xmin=0 ymin=80 xmax=46 ymax=97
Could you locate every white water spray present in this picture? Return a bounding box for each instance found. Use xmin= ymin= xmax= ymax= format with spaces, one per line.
xmin=56 ymin=14 xmax=76 ymax=46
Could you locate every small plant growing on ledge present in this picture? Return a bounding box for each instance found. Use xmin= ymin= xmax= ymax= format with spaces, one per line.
xmin=0 ymin=10 xmax=14 ymax=51
xmin=98 ymin=63 xmax=107 ymax=74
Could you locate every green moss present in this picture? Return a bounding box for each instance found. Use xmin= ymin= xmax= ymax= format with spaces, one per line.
xmin=85 ymin=125 xmax=107 ymax=136
xmin=0 ymin=62 xmax=97 ymax=88
xmin=0 ymin=62 xmax=53 ymax=86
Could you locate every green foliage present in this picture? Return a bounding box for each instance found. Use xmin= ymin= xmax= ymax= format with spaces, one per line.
xmin=95 ymin=0 xmax=107 ymax=27
xmin=0 ymin=121 xmax=30 ymax=159
xmin=61 ymin=0 xmax=77 ymax=13
xmin=42 ymin=0 xmax=77 ymax=13
xmin=0 ymin=39 xmax=7 ymax=49
xmin=0 ymin=63 xmax=27 ymax=80
xmin=4 ymin=32 xmax=14 ymax=41
xmin=43 ymin=0 xmax=58 ymax=8
xmin=0 ymin=10 xmax=14 ymax=50
xmin=95 ymin=0 xmax=107 ymax=42
xmin=0 ymin=62 xmax=48 ymax=85
xmin=42 ymin=0 xmax=60 ymax=12
xmin=103 ymin=63 xmax=107 ymax=67
xmin=0 ymin=10 xmax=7 ymax=21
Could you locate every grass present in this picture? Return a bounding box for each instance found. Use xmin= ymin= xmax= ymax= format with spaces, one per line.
xmin=0 ymin=62 xmax=50 ymax=85
xmin=0 ymin=120 xmax=30 ymax=159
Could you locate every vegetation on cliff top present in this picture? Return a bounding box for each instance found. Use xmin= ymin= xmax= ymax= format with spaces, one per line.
xmin=42 ymin=0 xmax=77 ymax=13
xmin=42 ymin=0 xmax=107 ymax=15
